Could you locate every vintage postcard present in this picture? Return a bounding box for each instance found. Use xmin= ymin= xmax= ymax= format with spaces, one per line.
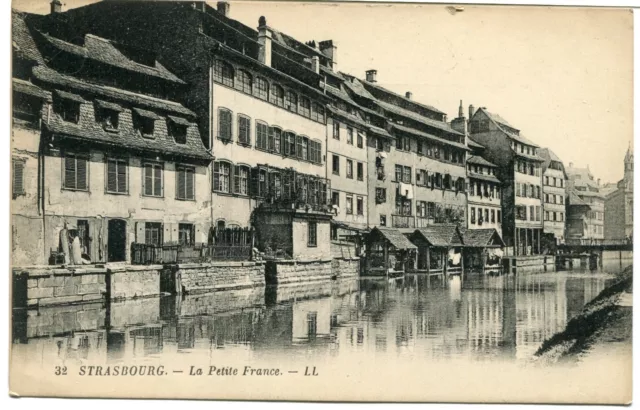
xmin=9 ymin=0 xmax=633 ymax=403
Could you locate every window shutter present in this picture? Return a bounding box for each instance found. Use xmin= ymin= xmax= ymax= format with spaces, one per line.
xmin=107 ymin=160 xmax=117 ymax=192
xmin=64 ymin=156 xmax=76 ymax=189
xmin=154 ymin=165 xmax=162 ymax=197
xmin=117 ymin=161 xmax=127 ymax=193
xmin=76 ymin=157 xmax=87 ymax=190
xmin=213 ymin=162 xmax=220 ymax=192
xmin=144 ymin=164 xmax=153 ymax=196
xmin=250 ymin=167 xmax=260 ymax=197
xmin=186 ymin=168 xmax=194 ymax=200
xmin=233 ymin=165 xmax=241 ymax=194
xmin=13 ymin=160 xmax=24 ymax=195
xmin=177 ymin=167 xmax=186 ymax=199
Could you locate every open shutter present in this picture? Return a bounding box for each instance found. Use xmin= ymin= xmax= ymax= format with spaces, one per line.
xmin=177 ymin=167 xmax=186 ymax=199
xmin=117 ymin=161 xmax=127 ymax=193
xmin=186 ymin=168 xmax=194 ymax=200
xmin=76 ymin=157 xmax=88 ymax=190
xmin=107 ymin=160 xmax=117 ymax=192
xmin=12 ymin=160 xmax=24 ymax=195
xmin=144 ymin=164 xmax=153 ymax=195
xmin=250 ymin=167 xmax=260 ymax=197
xmin=154 ymin=165 xmax=162 ymax=196
xmin=233 ymin=165 xmax=241 ymax=194
xmin=64 ymin=156 xmax=76 ymax=189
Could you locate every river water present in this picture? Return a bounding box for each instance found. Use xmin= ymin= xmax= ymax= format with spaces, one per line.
xmin=11 ymin=262 xmax=628 ymax=371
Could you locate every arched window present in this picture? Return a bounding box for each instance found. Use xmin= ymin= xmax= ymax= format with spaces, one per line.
xmin=238 ymin=70 xmax=252 ymax=94
xmin=254 ymin=77 xmax=269 ymax=100
xmin=233 ymin=164 xmax=250 ymax=195
xmin=213 ymin=60 xmax=234 ymax=87
xmin=285 ymin=90 xmax=297 ymax=113
xmin=213 ymin=160 xmax=232 ymax=193
xmin=270 ymin=126 xmax=282 ymax=154
xmin=283 ymin=131 xmax=296 ymax=157
xmin=270 ymin=84 xmax=284 ymax=107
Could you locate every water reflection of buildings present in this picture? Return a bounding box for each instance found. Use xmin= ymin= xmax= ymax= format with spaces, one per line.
xmin=11 ymin=272 xmax=614 ymax=367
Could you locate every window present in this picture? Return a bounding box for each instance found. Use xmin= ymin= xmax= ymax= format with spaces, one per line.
xmin=416 ymin=201 xmax=427 ymax=218
xmin=536 ymin=206 xmax=541 ymax=222
xmin=497 ymin=210 xmax=501 ymax=224
xmin=516 ymin=206 xmax=526 ymax=220
xmin=529 ymin=205 xmax=535 ymax=221
xmin=356 ymin=196 xmax=364 ymax=215
xmin=233 ymin=165 xmax=249 ymax=195
xmin=213 ymin=60 xmax=234 ymax=87
xmin=357 ymin=162 xmax=364 ymax=181
xmin=403 ymin=166 xmax=411 ymax=183
xmin=346 ymin=195 xmax=353 ymax=214
xmin=522 ymin=184 xmax=527 ymax=197
xmin=143 ymin=162 xmax=163 ymax=197
xmin=347 ymin=127 xmax=354 ymax=145
xmin=218 ymin=108 xmax=232 ymax=141
xmin=285 ymin=90 xmax=297 ymax=112
xmin=560 ymin=212 xmax=564 ymax=222
xmin=63 ymin=154 xmax=88 ymax=191
xmin=98 ymin=108 xmax=119 ymax=131
xmin=145 ymin=222 xmax=163 ymax=246
xmin=256 ymin=121 xmax=268 ymax=150
xmin=559 ymin=179 xmax=564 ymax=188
xmin=311 ymin=103 xmax=325 ymax=123
xmin=106 ymin=158 xmax=127 ymax=194
xmin=346 ymin=159 xmax=353 ymax=179
xmin=254 ymin=77 xmax=269 ymax=100
xmin=270 ymin=84 xmax=284 ymax=106
xmin=545 ymin=211 xmax=550 ymax=221
xmin=471 ymin=208 xmax=476 ymax=224
xmin=357 ymin=132 xmax=364 ymax=148
xmin=12 ymin=92 xmax=41 ymax=127
xmin=55 ymin=97 xmax=80 ymax=123
xmin=545 ymin=176 xmax=549 ymax=186
xmin=12 ymin=158 xmax=25 ymax=197
xmin=380 ymin=215 xmax=387 ymax=226
xmin=284 ymin=132 xmax=296 ymax=156
xmin=309 ymin=140 xmax=322 ymax=164
xmin=332 ymin=155 xmax=340 ymax=175
xmin=308 ymin=221 xmax=317 ymax=247
xmin=300 ymin=97 xmax=311 ymax=117
xmin=375 ymin=188 xmax=386 ymax=204
xmin=552 ymin=211 xmax=557 ymax=222
xmin=271 ymin=127 xmax=282 ymax=154
xmin=168 ymin=121 xmax=187 ymax=144
xmin=176 ymin=165 xmax=195 ymax=200
xmin=331 ymin=191 xmax=340 ymax=206
xmin=395 ymin=165 xmax=403 ymax=182
xmin=238 ymin=115 xmax=251 ymax=145
xmin=178 ymin=223 xmax=195 ymax=246
xmin=395 ymin=194 xmax=412 ymax=216
xmin=237 ymin=70 xmax=253 ymax=94
xmin=491 ymin=209 xmax=496 ymax=223
xmin=333 ymin=121 xmax=340 ymax=139
xmin=535 ymin=185 xmax=540 ymax=199
xmin=559 ymin=195 xmax=564 ymax=204
xmin=297 ymin=136 xmax=309 ymax=160
xmin=213 ymin=161 xmax=231 ymax=193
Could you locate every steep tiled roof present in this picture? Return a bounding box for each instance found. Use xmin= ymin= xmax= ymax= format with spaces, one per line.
xmin=362 ymin=80 xmax=446 ymax=115
xmin=12 ymin=10 xmax=45 ymax=65
xmin=468 ymin=172 xmax=501 ymax=184
xmin=481 ymin=109 xmax=517 ymax=130
xmin=391 ymin=123 xmax=468 ymax=150
xmin=378 ymin=100 xmax=462 ymax=136
xmin=13 ymin=78 xmax=52 ymax=101
xmin=38 ymin=32 xmax=185 ymax=84
xmin=367 ymin=124 xmax=393 ymax=139
xmin=327 ymin=105 xmax=368 ymax=129
xmin=372 ymin=227 xmax=417 ymax=250
xmin=326 ymin=84 xmax=359 ymax=107
xmin=32 ymin=65 xmax=195 ymax=117
xmin=414 ymin=225 xmax=463 ymax=247
xmin=513 ymin=149 xmax=545 ymax=162
xmin=467 ymin=155 xmax=496 ymax=168
xmin=342 ymin=77 xmax=376 ymax=101
xmin=460 ymin=228 xmax=505 ymax=247
xmin=467 ymin=138 xmax=485 ymax=149
xmin=568 ymin=189 xmax=591 ymax=208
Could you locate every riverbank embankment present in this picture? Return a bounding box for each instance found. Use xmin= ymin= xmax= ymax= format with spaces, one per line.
xmin=534 ymin=265 xmax=633 ymax=365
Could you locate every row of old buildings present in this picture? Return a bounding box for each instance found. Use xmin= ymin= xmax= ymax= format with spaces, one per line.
xmin=11 ymin=1 xmax=633 ymax=269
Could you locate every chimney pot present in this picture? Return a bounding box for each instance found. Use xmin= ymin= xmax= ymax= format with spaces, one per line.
xmin=468 ymin=104 xmax=475 ymax=119
xmin=366 ymin=69 xmax=377 ymax=83
xmin=458 ymin=100 xmax=464 ymax=118
xmin=217 ymin=1 xmax=230 ymax=17
xmin=257 ymin=17 xmax=272 ymax=67
xmin=405 ymin=91 xmax=412 ymax=100
xmin=50 ymin=0 xmax=62 ymax=14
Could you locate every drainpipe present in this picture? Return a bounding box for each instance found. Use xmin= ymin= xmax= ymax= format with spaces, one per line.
xmin=209 ymin=55 xmax=215 ymax=240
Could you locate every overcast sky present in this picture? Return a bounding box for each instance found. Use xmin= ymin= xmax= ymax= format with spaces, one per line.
xmin=14 ymin=1 xmax=634 ymax=184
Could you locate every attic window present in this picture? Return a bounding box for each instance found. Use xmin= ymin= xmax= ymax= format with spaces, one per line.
xmin=12 ymin=92 xmax=41 ymax=128
xmin=54 ymin=90 xmax=84 ymax=124
xmin=168 ymin=116 xmax=190 ymax=144
xmin=95 ymin=100 xmax=123 ymax=132
xmin=133 ymin=108 xmax=161 ymax=138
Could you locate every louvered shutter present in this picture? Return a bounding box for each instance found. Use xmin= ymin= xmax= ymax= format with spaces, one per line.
xmin=76 ymin=157 xmax=88 ymax=190
xmin=107 ymin=160 xmax=117 ymax=192
xmin=154 ymin=165 xmax=162 ymax=197
xmin=117 ymin=161 xmax=127 ymax=193
xmin=185 ymin=168 xmax=195 ymax=199
xmin=12 ymin=160 xmax=24 ymax=195
xmin=250 ymin=167 xmax=260 ymax=197
xmin=64 ymin=156 xmax=76 ymax=189
xmin=177 ymin=167 xmax=186 ymax=199
xmin=233 ymin=165 xmax=241 ymax=194
xmin=213 ymin=162 xmax=220 ymax=191
xmin=144 ymin=164 xmax=153 ymax=196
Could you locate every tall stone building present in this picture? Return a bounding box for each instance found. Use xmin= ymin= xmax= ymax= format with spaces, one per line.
xmin=604 ymin=146 xmax=633 ymax=241
xmin=467 ymin=106 xmax=544 ymax=256
xmin=566 ymin=163 xmax=604 ymax=241
xmin=539 ymin=148 xmax=567 ymax=245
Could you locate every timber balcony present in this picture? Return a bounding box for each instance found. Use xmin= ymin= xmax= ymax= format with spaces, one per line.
xmin=131 ymin=227 xmax=254 ymax=264
xmin=391 ymin=214 xmax=414 ymax=229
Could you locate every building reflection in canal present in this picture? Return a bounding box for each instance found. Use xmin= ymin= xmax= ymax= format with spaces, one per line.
xmin=12 ymin=268 xmax=616 ymax=368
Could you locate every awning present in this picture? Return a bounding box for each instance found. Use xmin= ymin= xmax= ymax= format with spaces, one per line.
xmin=95 ymin=99 xmax=124 ymax=112
xmin=373 ymin=227 xmax=417 ymax=250
xmin=133 ymin=107 xmax=162 ymax=120
xmin=55 ymin=89 xmax=86 ymax=103
xmin=168 ymin=115 xmax=192 ymax=126
xmin=460 ymin=228 xmax=505 ymax=248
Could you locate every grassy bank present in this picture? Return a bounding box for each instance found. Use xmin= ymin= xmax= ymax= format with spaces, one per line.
xmin=534 ymin=265 xmax=633 ymax=364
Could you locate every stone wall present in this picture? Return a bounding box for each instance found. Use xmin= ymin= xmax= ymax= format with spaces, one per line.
xmin=265 ymin=259 xmax=333 ymax=286
xmin=175 ymin=287 xmax=266 ymax=317
xmin=108 ymin=264 xmax=162 ymax=300
xmin=15 ymin=302 xmax=106 ymax=340
xmin=332 ymin=257 xmax=360 ymax=279
xmin=174 ymin=262 xmax=266 ymax=294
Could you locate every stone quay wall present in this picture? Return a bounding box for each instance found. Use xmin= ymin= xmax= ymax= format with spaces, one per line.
xmin=108 ymin=265 xmax=162 ymax=300
xmin=265 ymin=259 xmax=333 ymax=286
xmin=332 ymin=257 xmax=360 ymax=280
xmin=171 ymin=262 xmax=266 ymax=295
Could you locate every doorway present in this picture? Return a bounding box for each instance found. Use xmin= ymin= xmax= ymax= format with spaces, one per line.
xmin=108 ymin=219 xmax=127 ymax=262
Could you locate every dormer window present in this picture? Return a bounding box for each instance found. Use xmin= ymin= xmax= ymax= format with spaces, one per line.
xmin=95 ymin=100 xmax=123 ymax=132
xmin=54 ymin=90 xmax=84 ymax=124
xmin=168 ymin=116 xmax=190 ymax=144
xmin=133 ymin=108 xmax=161 ymax=138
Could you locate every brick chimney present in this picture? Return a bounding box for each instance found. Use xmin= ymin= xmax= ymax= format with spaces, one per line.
xmin=50 ymin=0 xmax=62 ymax=14
xmin=217 ymin=1 xmax=230 ymax=17
xmin=405 ymin=91 xmax=413 ymax=100
xmin=366 ymin=69 xmax=377 ymax=83
xmin=257 ymin=16 xmax=272 ymax=67
xmin=311 ymin=56 xmax=320 ymax=74
xmin=319 ymin=40 xmax=337 ymax=69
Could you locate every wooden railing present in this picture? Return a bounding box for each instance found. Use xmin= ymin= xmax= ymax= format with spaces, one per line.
xmin=391 ymin=214 xmax=414 ymax=229
xmin=131 ymin=242 xmax=253 ymax=264
xmin=416 ymin=217 xmax=431 ymax=228
xmin=131 ymin=243 xmax=179 ymax=265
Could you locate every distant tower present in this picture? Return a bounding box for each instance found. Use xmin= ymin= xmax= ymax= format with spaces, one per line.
xmin=624 ymin=143 xmax=634 ymax=190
